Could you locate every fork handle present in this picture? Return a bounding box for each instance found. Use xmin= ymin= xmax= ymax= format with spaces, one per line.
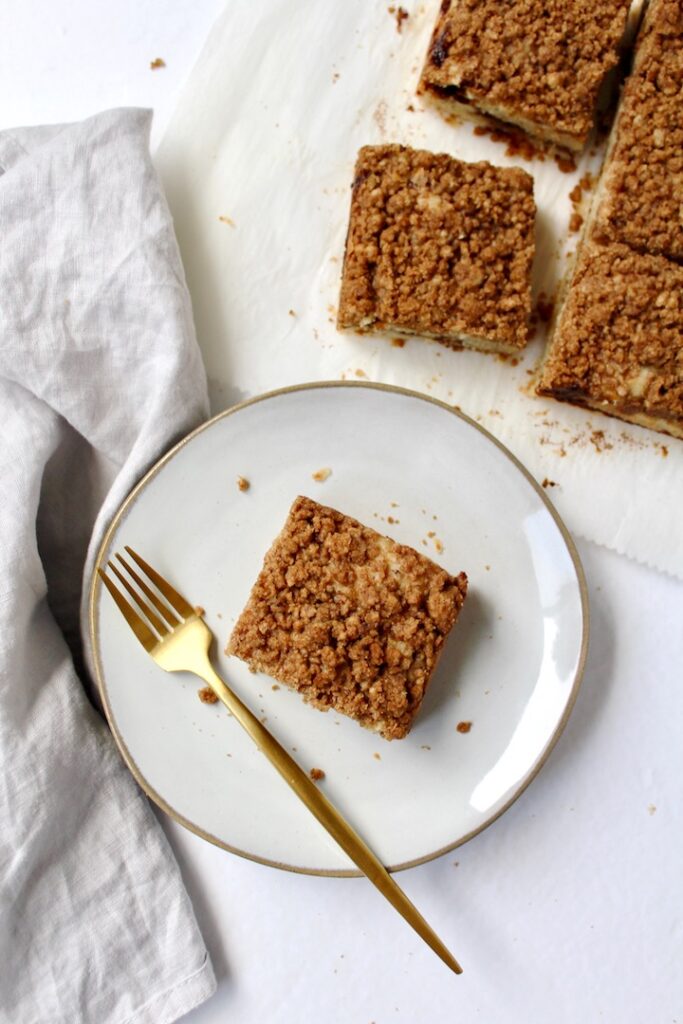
xmin=199 ymin=663 xmax=462 ymax=975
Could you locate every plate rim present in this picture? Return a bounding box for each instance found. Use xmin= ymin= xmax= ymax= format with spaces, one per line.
xmin=89 ymin=380 xmax=590 ymax=876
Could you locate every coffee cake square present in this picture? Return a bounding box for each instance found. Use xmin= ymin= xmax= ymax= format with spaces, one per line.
xmin=589 ymin=0 xmax=683 ymax=261
xmin=418 ymin=0 xmax=632 ymax=151
xmin=337 ymin=144 xmax=535 ymax=355
xmin=536 ymin=241 xmax=683 ymax=439
xmin=227 ymin=496 xmax=468 ymax=740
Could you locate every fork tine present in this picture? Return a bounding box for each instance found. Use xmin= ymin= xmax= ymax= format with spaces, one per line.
xmin=97 ymin=568 xmax=158 ymax=652
xmin=115 ymin=553 xmax=179 ymax=627
xmin=124 ymin=547 xmax=195 ymax=619
xmin=108 ymin=561 xmax=169 ymax=638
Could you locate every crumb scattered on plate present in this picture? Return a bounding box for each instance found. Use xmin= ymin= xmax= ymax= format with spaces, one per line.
xmin=310 ymin=767 xmax=326 ymax=782
xmin=312 ymin=467 xmax=332 ymax=482
xmin=237 ymin=476 xmax=250 ymax=491
xmin=218 ymin=215 xmax=236 ymax=227
xmin=198 ymin=686 xmax=218 ymax=704
xmin=194 ymin=605 xmax=205 ymax=617
xmin=457 ymin=720 xmax=472 ymax=733
xmin=150 ymin=57 xmax=166 ymax=70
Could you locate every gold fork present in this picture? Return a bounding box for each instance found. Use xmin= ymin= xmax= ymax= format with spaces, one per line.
xmin=98 ymin=546 xmax=462 ymax=975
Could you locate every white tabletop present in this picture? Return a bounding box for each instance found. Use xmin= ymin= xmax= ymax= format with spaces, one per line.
xmin=4 ymin=3 xmax=682 ymax=1022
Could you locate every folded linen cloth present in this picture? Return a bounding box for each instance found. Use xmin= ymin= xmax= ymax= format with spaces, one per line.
xmin=0 ymin=109 xmax=215 ymax=1024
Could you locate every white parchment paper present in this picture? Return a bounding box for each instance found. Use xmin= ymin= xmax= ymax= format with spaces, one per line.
xmin=157 ymin=0 xmax=683 ymax=580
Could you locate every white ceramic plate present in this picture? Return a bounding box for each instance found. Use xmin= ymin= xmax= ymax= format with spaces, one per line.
xmin=90 ymin=382 xmax=588 ymax=874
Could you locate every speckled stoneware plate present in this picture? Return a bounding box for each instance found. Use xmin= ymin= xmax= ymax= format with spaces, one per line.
xmin=90 ymin=382 xmax=588 ymax=875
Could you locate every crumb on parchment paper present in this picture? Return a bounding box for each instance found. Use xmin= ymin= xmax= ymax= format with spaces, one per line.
xmin=310 ymin=768 xmax=325 ymax=782
xmin=456 ymin=720 xmax=472 ymax=733
xmin=237 ymin=476 xmax=250 ymax=491
xmin=312 ymin=467 xmax=332 ymax=482
xmin=150 ymin=57 xmax=166 ymax=70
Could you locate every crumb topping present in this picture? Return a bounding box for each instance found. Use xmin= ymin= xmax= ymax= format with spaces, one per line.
xmin=227 ymin=496 xmax=468 ymax=740
xmin=309 ymin=767 xmax=326 ymax=782
xmin=419 ymin=0 xmax=631 ymax=143
xmin=591 ymin=0 xmax=683 ymax=261
xmin=337 ymin=144 xmax=535 ymax=351
xmin=537 ymin=242 xmax=683 ymax=427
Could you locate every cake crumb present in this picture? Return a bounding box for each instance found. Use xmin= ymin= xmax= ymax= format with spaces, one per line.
xmin=555 ymin=153 xmax=577 ymax=174
xmin=312 ymin=467 xmax=332 ymax=482
xmin=198 ymin=686 xmax=218 ymax=704
xmin=355 ymin=368 xmax=368 ymax=378
xmin=194 ymin=605 xmax=205 ymax=617
xmin=391 ymin=337 xmax=406 ymax=347
xmin=373 ymin=752 xmax=382 ymax=760
xmin=542 ymin=478 xmax=557 ymax=488
xmin=456 ymin=720 xmax=472 ymax=733
xmin=661 ymin=446 xmax=669 ymax=458
xmin=389 ymin=5 xmax=409 ymax=32
xmin=237 ymin=476 xmax=250 ymax=492
xmin=310 ymin=767 xmax=326 ymax=782
xmin=271 ymin=684 xmax=280 ymax=691
xmin=568 ymin=212 xmax=584 ymax=234
xmin=288 ymin=309 xmax=297 ymax=317
xmin=150 ymin=57 xmax=166 ymax=70
xmin=218 ymin=215 xmax=235 ymax=227
xmin=434 ymin=538 xmax=444 ymax=554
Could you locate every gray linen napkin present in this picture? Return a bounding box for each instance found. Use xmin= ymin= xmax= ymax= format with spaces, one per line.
xmin=0 ymin=108 xmax=216 ymax=1024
